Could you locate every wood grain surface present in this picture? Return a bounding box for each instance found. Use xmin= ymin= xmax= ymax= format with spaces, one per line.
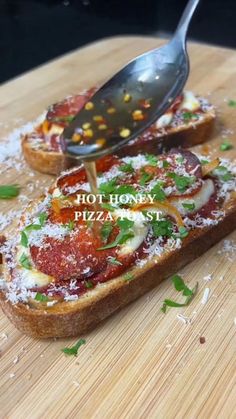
xmin=0 ymin=36 xmax=236 ymax=419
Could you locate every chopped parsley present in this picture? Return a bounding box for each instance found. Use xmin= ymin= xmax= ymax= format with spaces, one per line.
xmin=213 ymin=166 xmax=233 ymax=182
xmin=149 ymin=183 xmax=166 ymax=201
xmin=228 ymin=99 xmax=236 ymax=108
xmin=162 ymin=160 xmax=170 ymax=169
xmin=151 ymin=219 xmax=173 ymax=238
xmin=221 ymin=173 xmax=233 ymax=182
xmin=99 ymin=180 xmax=136 ymax=198
xmin=101 ymin=203 xmax=116 ymax=212
xmin=84 ymin=280 xmax=93 ymax=289
xmin=107 ymin=257 xmax=123 ymax=266
xmin=97 ymin=218 xmax=134 ymax=250
xmin=172 ymin=274 xmax=194 ymax=296
xmin=145 ymin=154 xmax=158 ymax=166
xmin=101 ymin=221 xmax=113 ymax=243
xmin=182 ymin=112 xmax=199 ymax=122
xmin=20 ymin=214 xmax=47 ymax=248
xmin=176 ymin=156 xmax=184 ymax=164
xmin=177 ymin=226 xmax=189 ymax=239
xmin=35 ymin=292 xmax=49 ymax=302
xmin=19 ymin=253 xmax=32 ymax=270
xmin=182 ymin=202 xmax=195 ymax=211
xmin=115 ymin=185 xmax=137 ymax=196
xmin=167 ymin=172 xmax=196 ymax=193
xmin=119 ymin=162 xmax=134 ymax=173
xmin=20 ymin=231 xmax=28 ymax=248
xmin=61 ymin=338 xmax=86 ymax=356
xmin=140 ymin=170 xmax=153 ymax=186
xmin=24 ymin=224 xmax=42 ymax=233
xmin=99 ymin=179 xmax=117 ymax=195
xmin=200 ymin=159 xmax=210 ymax=165
xmin=161 ymin=275 xmax=198 ymax=313
xmin=38 ymin=212 xmax=48 ymax=226
xmin=66 ymin=220 xmax=75 ymax=231
xmin=0 ymin=184 xmax=20 ymax=199
xmin=220 ymin=139 xmax=233 ymax=151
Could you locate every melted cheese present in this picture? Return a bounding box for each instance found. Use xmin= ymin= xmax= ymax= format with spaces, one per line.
xmin=47 ymin=124 xmax=64 ymax=136
xmin=156 ymin=112 xmax=173 ymax=128
xmin=170 ymin=179 xmax=215 ymax=215
xmin=17 ymin=267 xmax=52 ymax=288
xmin=16 ymin=246 xmax=52 ymax=288
xmin=113 ymin=209 xmax=148 ymax=256
xmin=180 ymin=91 xmax=200 ymax=112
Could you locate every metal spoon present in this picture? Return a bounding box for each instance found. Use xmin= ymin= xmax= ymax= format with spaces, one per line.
xmin=62 ymin=0 xmax=200 ymax=161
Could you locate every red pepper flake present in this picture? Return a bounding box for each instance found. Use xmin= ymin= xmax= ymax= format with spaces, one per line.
xmin=139 ymin=98 xmax=151 ymax=109
xmin=199 ymin=336 xmax=206 ymax=344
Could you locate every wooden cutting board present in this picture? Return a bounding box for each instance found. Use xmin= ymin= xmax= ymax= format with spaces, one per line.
xmin=0 ymin=36 xmax=236 ymax=419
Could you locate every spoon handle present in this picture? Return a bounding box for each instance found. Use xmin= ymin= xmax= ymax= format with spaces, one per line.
xmin=174 ymin=0 xmax=201 ymax=43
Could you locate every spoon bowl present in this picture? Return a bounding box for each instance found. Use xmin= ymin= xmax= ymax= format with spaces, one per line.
xmin=62 ymin=0 xmax=200 ymax=161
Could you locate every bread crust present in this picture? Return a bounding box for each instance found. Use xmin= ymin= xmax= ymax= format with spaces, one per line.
xmin=22 ymin=110 xmax=215 ymax=175
xmin=1 ymin=199 xmax=235 ymax=339
xmin=22 ymin=137 xmax=77 ymax=175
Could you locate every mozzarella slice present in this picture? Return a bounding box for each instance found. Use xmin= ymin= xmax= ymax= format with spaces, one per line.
xmin=16 ymin=246 xmax=52 ymax=288
xmin=180 ymin=91 xmax=200 ymax=112
xmin=17 ymin=267 xmax=52 ymax=288
xmin=113 ymin=209 xmax=148 ymax=256
xmin=156 ymin=112 xmax=173 ymax=128
xmin=47 ymin=124 xmax=64 ymax=136
xmin=169 ymin=179 xmax=215 ymax=215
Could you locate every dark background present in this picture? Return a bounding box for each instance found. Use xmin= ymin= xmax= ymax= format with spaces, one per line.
xmin=0 ymin=0 xmax=236 ymax=84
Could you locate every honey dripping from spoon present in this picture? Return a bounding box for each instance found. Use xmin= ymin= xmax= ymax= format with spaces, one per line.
xmin=83 ymin=160 xmax=102 ymax=236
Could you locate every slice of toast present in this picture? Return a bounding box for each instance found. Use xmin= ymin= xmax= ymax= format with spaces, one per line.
xmin=0 ymin=149 xmax=235 ymax=338
xmin=22 ymin=91 xmax=216 ymax=175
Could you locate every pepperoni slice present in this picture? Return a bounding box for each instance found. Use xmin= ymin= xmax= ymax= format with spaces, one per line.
xmin=56 ymin=154 xmax=120 ymax=194
xmin=30 ymin=222 xmax=117 ymax=282
xmin=171 ymin=148 xmax=202 ymax=178
xmin=167 ymin=95 xmax=183 ymax=113
xmin=46 ymin=87 xmax=96 ymax=126
xmin=32 ymin=239 xmax=148 ymax=297
xmin=134 ymin=149 xmax=202 ymax=189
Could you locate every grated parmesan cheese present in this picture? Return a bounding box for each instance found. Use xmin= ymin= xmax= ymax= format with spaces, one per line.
xmin=201 ymin=288 xmax=210 ymax=304
xmin=177 ymin=314 xmax=192 ymax=324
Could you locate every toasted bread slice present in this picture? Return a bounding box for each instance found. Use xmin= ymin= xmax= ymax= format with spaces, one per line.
xmin=0 ymin=149 xmax=235 ymax=338
xmin=22 ymin=91 xmax=216 ymax=175
xmin=22 ymin=139 xmax=76 ymax=175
